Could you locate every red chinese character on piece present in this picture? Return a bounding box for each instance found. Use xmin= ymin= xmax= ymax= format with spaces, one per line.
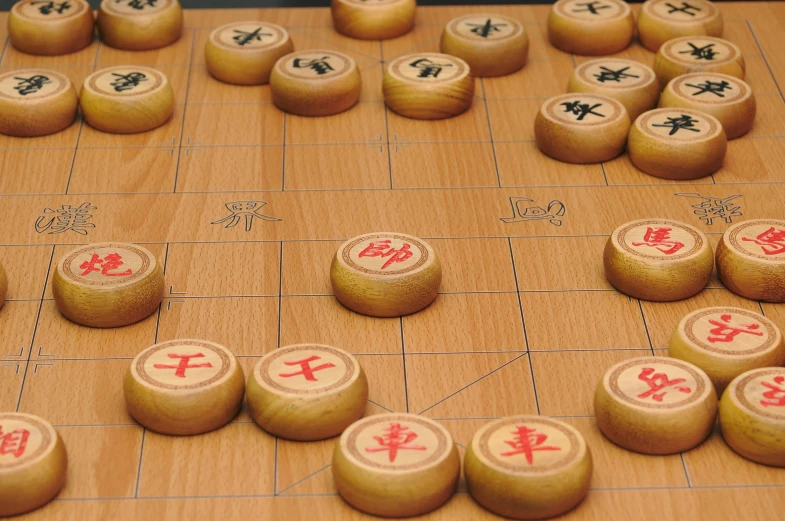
xmin=0 ymin=426 xmax=30 ymax=459
xmin=365 ymin=422 xmax=427 ymax=463
xmin=500 ymin=425 xmax=561 ymax=465
xmin=707 ymin=314 xmax=764 ymax=343
xmin=278 ymin=355 xmax=336 ymax=382
xmin=637 ymin=367 xmax=692 ymax=402
xmin=153 ymin=353 xmax=213 ymax=378
xmin=741 ymin=227 xmax=785 ymax=256
xmin=631 ymin=227 xmax=685 ymax=255
xmin=358 ymin=240 xmax=414 ymax=270
xmin=79 ymin=252 xmax=133 ymax=277
xmin=760 ymin=375 xmax=785 ymax=408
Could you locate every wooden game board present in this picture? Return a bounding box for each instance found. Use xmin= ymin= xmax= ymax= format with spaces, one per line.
xmin=1 ymin=2 xmax=785 ymax=519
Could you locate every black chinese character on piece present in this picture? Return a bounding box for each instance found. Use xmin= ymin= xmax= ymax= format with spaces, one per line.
xmin=293 ymin=56 xmax=334 ymax=75
xmin=501 ymin=197 xmax=566 ymax=226
xmin=13 ymin=75 xmax=51 ymax=96
xmin=232 ymin=27 xmax=271 ymax=46
xmin=109 ymin=72 xmax=148 ymax=92
xmin=409 ymin=58 xmax=453 ymax=78
xmin=31 ymin=1 xmax=71 ymax=15
xmin=572 ymin=1 xmax=611 ymax=15
xmin=666 ymin=2 xmax=701 ymax=16
xmin=211 ymin=201 xmax=282 ymax=232
xmin=120 ymin=0 xmax=157 ymax=10
xmin=685 ymin=79 xmax=732 ymax=97
xmin=652 ymin=114 xmax=701 ymax=136
xmin=35 ymin=203 xmax=97 ymax=236
xmin=593 ymin=66 xmax=640 ymax=83
xmin=465 ymin=18 xmax=508 ymax=38
xmin=679 ymin=42 xmax=718 ymax=61
xmin=561 ymin=100 xmax=605 ymax=121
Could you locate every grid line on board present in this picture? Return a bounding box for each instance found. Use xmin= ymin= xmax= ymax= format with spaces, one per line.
xmin=63 ymin=40 xmax=103 ymax=194
xmin=172 ymin=29 xmax=199 ymax=193
xmin=14 ymin=245 xmax=56 ymax=412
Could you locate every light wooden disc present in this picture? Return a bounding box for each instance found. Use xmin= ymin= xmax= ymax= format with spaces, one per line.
xmin=80 ymin=66 xmax=175 ymax=134
xmin=567 ymin=59 xmax=659 ymax=120
xmin=333 ymin=413 xmax=460 ymax=518
xmin=383 ymin=52 xmax=474 ymax=120
xmin=0 ymin=69 xmax=77 ymax=137
xmin=720 ymin=368 xmax=785 ymax=467
xmin=52 ymin=242 xmax=165 ymax=328
xmin=0 ymin=259 xmax=6 ymax=309
xmin=331 ymin=0 xmax=416 ymax=40
xmin=8 ymin=0 xmax=94 ymax=56
xmin=247 ymin=344 xmax=368 ymax=441
xmin=205 ymin=22 xmax=294 ymax=86
xmin=125 ymin=339 xmax=245 ymax=435
xmin=330 ymin=232 xmax=442 ymax=317
xmin=535 ymin=93 xmax=630 ymax=164
xmin=669 ymin=307 xmax=785 ymax=394
xmin=604 ymin=218 xmax=714 ymax=301
xmin=638 ymin=0 xmax=723 ymax=52
xmin=628 ymin=107 xmax=728 ymax=180
xmin=595 ymin=356 xmax=717 ymax=454
xmin=440 ymin=14 xmax=529 ymax=77
xmin=465 ymin=416 xmax=592 ymax=520
xmin=654 ymin=36 xmax=744 ymax=86
xmin=0 ymin=413 xmax=67 ymax=517
xmin=716 ymin=219 xmax=785 ymax=303
xmin=97 ymin=0 xmax=183 ymax=51
xmin=547 ymin=0 xmax=634 ymax=56
xmin=660 ymin=73 xmax=755 ymax=139
xmin=270 ymin=49 xmax=361 ymax=117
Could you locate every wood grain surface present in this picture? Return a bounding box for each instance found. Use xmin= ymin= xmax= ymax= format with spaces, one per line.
xmin=1 ymin=2 xmax=785 ymax=520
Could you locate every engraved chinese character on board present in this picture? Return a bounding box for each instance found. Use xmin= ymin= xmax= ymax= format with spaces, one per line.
xmin=34 ymin=202 xmax=97 ymax=236
xmin=676 ymin=192 xmax=743 ymax=226
xmin=501 ymin=197 xmax=566 ymax=226
xmin=211 ymin=201 xmax=282 ymax=232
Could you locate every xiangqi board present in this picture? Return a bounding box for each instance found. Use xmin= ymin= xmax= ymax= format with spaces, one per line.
xmin=0 ymin=2 xmax=784 ymax=520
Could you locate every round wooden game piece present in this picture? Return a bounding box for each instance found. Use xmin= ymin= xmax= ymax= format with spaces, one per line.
xmin=628 ymin=108 xmax=727 ymax=180
xmin=638 ymin=0 xmax=723 ymax=52
xmin=246 ymin=344 xmax=368 ymax=441
xmin=333 ymin=413 xmax=460 ymax=518
xmin=716 ymin=219 xmax=785 ymax=303
xmin=440 ymin=14 xmax=529 ymax=77
xmin=330 ymin=232 xmax=442 ymax=318
xmin=80 ymin=66 xmax=175 ymax=134
xmin=720 ymin=368 xmax=785 ymax=467
xmin=0 ymin=69 xmax=78 ymax=137
xmin=604 ymin=219 xmax=714 ymax=302
xmin=270 ymin=50 xmax=361 ymax=117
xmin=124 ymin=339 xmax=245 ymax=436
xmin=464 ymin=416 xmax=592 ymax=520
xmin=52 ymin=242 xmax=165 ymax=328
xmin=383 ymin=52 xmax=474 ymax=120
xmin=534 ymin=93 xmax=630 ymax=164
xmin=331 ymin=0 xmax=416 ymax=41
xmin=547 ymin=0 xmax=634 ymax=56
xmin=8 ymin=0 xmax=94 ymax=56
xmin=567 ymin=59 xmax=659 ymax=121
xmin=660 ymin=73 xmax=755 ymax=139
xmin=669 ymin=307 xmax=785 ymax=394
xmin=0 ymin=413 xmax=67 ymax=517
xmin=659 ymin=73 xmax=753 ymax=140
xmin=654 ymin=36 xmax=745 ymax=86
xmin=595 ymin=356 xmax=717 ymax=454
xmin=0 ymin=260 xmax=6 ymax=309
xmin=204 ymin=22 xmax=294 ymax=86
xmin=97 ymin=0 xmax=183 ymax=51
